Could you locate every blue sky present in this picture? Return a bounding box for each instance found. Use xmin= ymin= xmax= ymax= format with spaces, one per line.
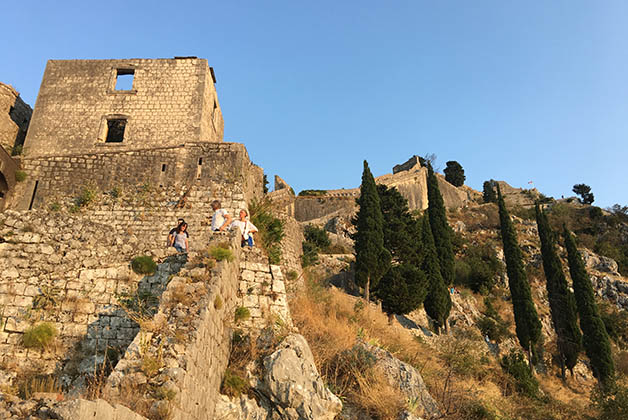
xmin=2 ymin=1 xmax=626 ymax=207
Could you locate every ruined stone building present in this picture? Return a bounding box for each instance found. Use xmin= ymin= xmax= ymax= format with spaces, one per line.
xmin=0 ymin=58 xmax=262 ymax=239
xmin=0 ymin=83 xmax=32 ymax=210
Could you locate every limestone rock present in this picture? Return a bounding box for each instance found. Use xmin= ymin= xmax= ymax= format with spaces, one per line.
xmin=262 ymin=334 xmax=342 ymax=420
xmin=215 ymin=394 xmax=272 ymax=420
xmin=358 ymin=342 xmax=440 ymax=419
xmin=580 ymin=248 xmax=620 ymax=276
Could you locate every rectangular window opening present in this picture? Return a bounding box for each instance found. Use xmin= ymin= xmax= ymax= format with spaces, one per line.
xmin=198 ymin=157 xmax=203 ymax=165
xmin=115 ymin=69 xmax=135 ymax=91
xmin=161 ymin=164 xmax=167 ymax=172
xmin=105 ymin=119 xmax=126 ymax=143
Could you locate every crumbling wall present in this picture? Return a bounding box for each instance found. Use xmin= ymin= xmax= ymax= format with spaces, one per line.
xmin=106 ymin=233 xmax=242 ymax=420
xmin=0 ymin=210 xmax=187 ymax=380
xmin=23 ymin=58 xmax=221 ymax=158
xmin=0 ymin=82 xmax=32 ymax=153
xmin=0 ymin=146 xmax=18 ymax=211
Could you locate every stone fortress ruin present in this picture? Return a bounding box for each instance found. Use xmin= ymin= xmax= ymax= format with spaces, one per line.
xmin=0 ymin=57 xmax=471 ymax=419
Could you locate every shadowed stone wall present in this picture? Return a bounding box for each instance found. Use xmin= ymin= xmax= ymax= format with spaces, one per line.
xmin=0 ymin=82 xmax=32 ymax=153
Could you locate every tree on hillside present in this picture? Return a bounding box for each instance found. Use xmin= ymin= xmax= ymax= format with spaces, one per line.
xmin=421 ymin=215 xmax=452 ymax=334
xmin=427 ymin=163 xmax=455 ymax=286
xmin=573 ymin=183 xmax=594 ymax=205
xmin=377 ymin=184 xmax=422 ymax=265
xmin=352 ymin=161 xmax=391 ymax=302
xmin=483 ymin=180 xmax=497 ymax=203
xmin=497 ymin=186 xmax=542 ymax=365
xmin=563 ymin=227 xmax=615 ymax=387
xmin=444 ymin=161 xmax=465 ymax=187
xmin=375 ymin=263 xmax=428 ymax=318
xmin=535 ymin=204 xmax=582 ymax=378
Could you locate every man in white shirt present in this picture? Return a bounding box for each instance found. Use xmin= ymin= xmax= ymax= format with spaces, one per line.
xmin=230 ymin=209 xmax=258 ymax=247
xmin=211 ymin=200 xmax=232 ymax=232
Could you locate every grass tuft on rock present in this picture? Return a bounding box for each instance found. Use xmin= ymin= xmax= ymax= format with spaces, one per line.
xmin=234 ymin=307 xmax=250 ymax=323
xmin=209 ymin=245 xmax=234 ymax=262
xmin=22 ymin=322 xmax=57 ymax=349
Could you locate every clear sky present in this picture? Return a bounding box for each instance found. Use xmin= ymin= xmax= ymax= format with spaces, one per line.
xmin=2 ymin=1 xmax=626 ymax=207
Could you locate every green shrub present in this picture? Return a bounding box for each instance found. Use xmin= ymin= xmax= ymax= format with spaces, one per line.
xmin=268 ymin=245 xmax=281 ymax=265
xmin=22 ymin=322 xmax=57 ymax=349
xmin=249 ymin=198 xmax=285 ymax=262
xmin=455 ymin=244 xmax=502 ymax=293
xmin=221 ymin=368 xmax=249 ymax=397
xmin=108 ymin=186 xmax=122 ymax=199
xmin=500 ymin=350 xmax=539 ymax=398
xmin=298 ymin=189 xmax=327 ymax=197
xmin=286 ymin=270 xmax=298 ymax=281
xmin=48 ymin=202 xmax=61 ymax=212
xmin=459 ymin=400 xmax=497 ymax=420
xmin=477 ymin=316 xmax=510 ymax=343
xmin=74 ymin=187 xmax=98 ymax=208
xmin=209 ymin=246 xmax=234 ymax=262
xmin=591 ymin=384 xmax=628 ymax=420
xmin=234 ymin=307 xmax=250 ymax=322
xmin=304 ymin=225 xmax=331 ymax=250
xmin=301 ymin=241 xmax=319 ymax=268
xmin=10 ymin=144 xmax=23 ymax=156
xmin=599 ymin=300 xmax=628 ymax=346
xmin=131 ymin=256 xmax=157 ymax=275
xmin=14 ymin=170 xmax=27 ymax=182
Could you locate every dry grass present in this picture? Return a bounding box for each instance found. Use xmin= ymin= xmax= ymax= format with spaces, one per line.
xmin=291 ymin=274 xmax=595 ymax=420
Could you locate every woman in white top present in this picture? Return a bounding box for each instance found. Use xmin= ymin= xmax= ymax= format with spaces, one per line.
xmin=230 ymin=209 xmax=258 ymax=247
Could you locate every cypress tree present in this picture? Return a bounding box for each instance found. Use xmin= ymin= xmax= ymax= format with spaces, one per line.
xmin=563 ymin=227 xmax=615 ymax=387
xmin=421 ymin=215 xmax=451 ymax=334
xmin=482 ymin=180 xmax=497 ymax=203
xmin=426 ymin=164 xmax=455 ymax=285
xmin=375 ymin=263 xmax=428 ymax=317
xmin=497 ymin=187 xmax=542 ymax=361
xmin=535 ymin=204 xmax=581 ymax=377
xmin=377 ymin=184 xmax=422 ymax=266
xmin=352 ymin=161 xmax=391 ymax=302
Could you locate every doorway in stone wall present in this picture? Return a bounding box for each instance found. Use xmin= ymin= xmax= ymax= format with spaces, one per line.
xmin=0 ymin=172 xmax=8 ymax=209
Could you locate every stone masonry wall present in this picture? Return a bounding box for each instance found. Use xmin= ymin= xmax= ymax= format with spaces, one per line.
xmin=0 ymin=145 xmax=18 ymax=211
xmin=237 ymin=247 xmax=292 ymax=329
xmin=16 ymin=141 xmax=263 ymax=212
xmin=106 ymin=232 xmax=242 ymax=420
xmin=0 ymin=82 xmax=32 ymax=153
xmin=24 ymin=58 xmax=222 ymax=158
xmin=0 ymin=210 xmax=187 ymax=382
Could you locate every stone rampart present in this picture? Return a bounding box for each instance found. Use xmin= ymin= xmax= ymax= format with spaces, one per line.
xmin=106 ymin=232 xmax=242 ymax=420
xmin=0 ymin=209 xmax=191 ymax=384
xmin=16 ymin=142 xmax=263 ymax=212
xmin=294 ymin=165 xmax=472 ymax=223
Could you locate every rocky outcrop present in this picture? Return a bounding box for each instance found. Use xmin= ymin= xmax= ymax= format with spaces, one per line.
xmin=580 ymin=249 xmax=620 ymax=276
xmin=215 ymin=334 xmax=342 ymax=420
xmin=0 ymin=395 xmax=148 ymax=420
xmin=358 ymin=342 xmax=440 ymax=419
xmin=261 ymin=334 xmax=342 ymax=420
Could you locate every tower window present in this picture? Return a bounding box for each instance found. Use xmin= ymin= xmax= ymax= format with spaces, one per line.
xmin=115 ymin=69 xmax=135 ymax=91
xmin=161 ymin=164 xmax=167 ymax=172
xmin=105 ymin=119 xmax=126 ymax=143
